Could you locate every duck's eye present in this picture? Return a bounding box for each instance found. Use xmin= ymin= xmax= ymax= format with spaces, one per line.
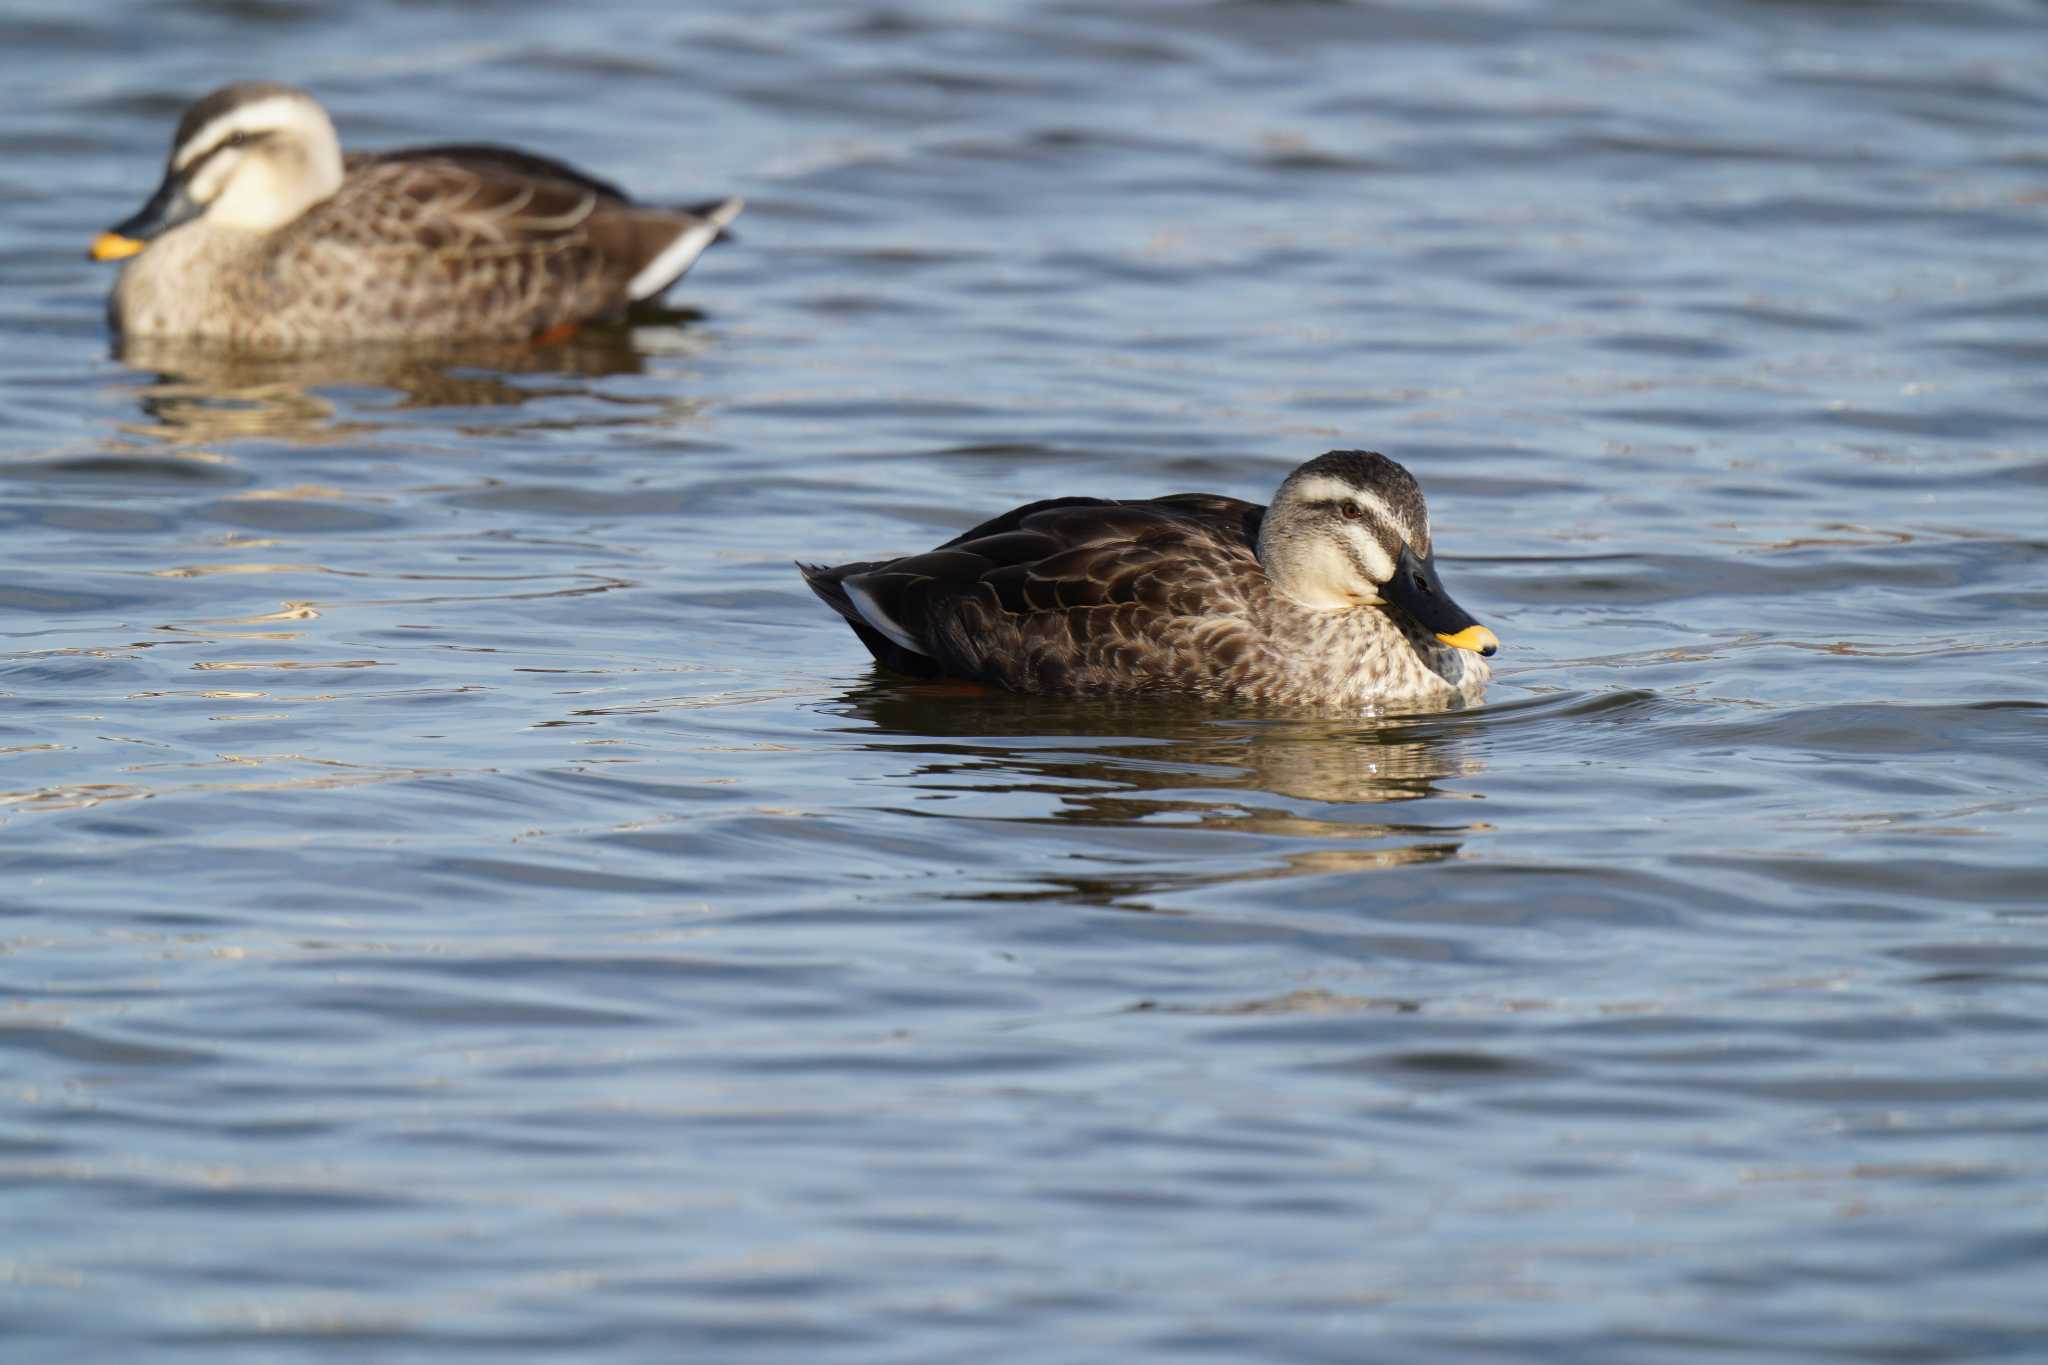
xmin=222 ymin=131 xmax=253 ymax=149
xmin=1339 ymin=503 xmax=1363 ymax=521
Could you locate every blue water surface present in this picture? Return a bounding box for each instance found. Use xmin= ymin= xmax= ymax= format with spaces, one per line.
xmin=2 ymin=1 xmax=2045 ymax=1359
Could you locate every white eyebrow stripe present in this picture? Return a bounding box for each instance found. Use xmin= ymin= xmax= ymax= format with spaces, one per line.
xmin=1288 ymin=476 xmax=1416 ymax=544
xmin=173 ymin=95 xmax=313 ymax=169
xmin=1350 ymin=490 xmax=1406 ymax=540
xmin=1287 ymin=474 xmax=1356 ymax=506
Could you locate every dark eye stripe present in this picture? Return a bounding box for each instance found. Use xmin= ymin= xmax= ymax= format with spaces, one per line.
xmin=1326 ymin=500 xmax=1406 ymax=548
xmin=1337 ymin=533 xmax=1383 ymax=584
xmin=182 ymin=128 xmax=269 ymax=172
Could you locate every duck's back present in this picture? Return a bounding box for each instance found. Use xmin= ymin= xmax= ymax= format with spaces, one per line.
xmin=803 ymin=493 xmax=1278 ymax=697
xmin=263 ymin=148 xmax=722 ymax=341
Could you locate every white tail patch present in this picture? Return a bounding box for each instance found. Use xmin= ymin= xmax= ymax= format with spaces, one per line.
xmin=845 ymin=577 xmax=930 ymax=657
xmin=626 ymin=196 xmax=743 ymax=300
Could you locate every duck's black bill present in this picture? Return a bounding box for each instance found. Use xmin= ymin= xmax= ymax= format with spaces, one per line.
xmin=1382 ymin=544 xmax=1499 ymax=657
xmin=90 ymin=172 xmax=203 ymax=261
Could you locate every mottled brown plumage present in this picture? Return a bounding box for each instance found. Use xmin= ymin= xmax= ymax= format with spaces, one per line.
xmin=95 ymin=83 xmax=741 ymax=346
xmin=801 ymin=451 xmax=1499 ymax=710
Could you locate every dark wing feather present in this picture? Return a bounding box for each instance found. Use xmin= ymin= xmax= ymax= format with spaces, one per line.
xmin=1147 ymin=492 xmax=1265 ymax=547
xmin=802 ymin=493 xmax=1270 ymax=695
xmin=934 ymin=496 xmax=1119 ymax=550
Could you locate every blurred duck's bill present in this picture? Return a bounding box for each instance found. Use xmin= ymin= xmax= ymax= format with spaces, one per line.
xmin=90 ymin=233 xmax=146 ymax=261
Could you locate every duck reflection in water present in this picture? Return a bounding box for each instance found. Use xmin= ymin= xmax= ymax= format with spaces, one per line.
xmin=111 ymin=324 xmax=708 ymax=445
xmin=829 ymin=683 xmax=1489 ymax=906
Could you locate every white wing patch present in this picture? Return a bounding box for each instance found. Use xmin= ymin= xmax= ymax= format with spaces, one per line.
xmin=845 ymin=576 xmax=930 ymax=657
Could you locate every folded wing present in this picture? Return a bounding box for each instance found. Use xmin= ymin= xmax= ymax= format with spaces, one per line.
xmin=802 ymin=493 xmax=1268 ymax=694
xmin=290 ymin=147 xmax=741 ymax=333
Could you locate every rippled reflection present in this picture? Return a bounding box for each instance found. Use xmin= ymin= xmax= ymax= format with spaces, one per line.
xmin=828 ymin=683 xmax=1488 ymax=899
xmin=0 ymin=754 xmax=473 ymax=814
xmin=110 ymin=320 xmax=710 ymax=444
xmin=843 ymin=679 xmax=1474 ymax=806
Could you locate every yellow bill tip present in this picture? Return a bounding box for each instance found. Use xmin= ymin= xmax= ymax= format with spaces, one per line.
xmin=1437 ymin=624 xmax=1500 ymax=658
xmin=90 ymin=232 xmax=146 ymax=262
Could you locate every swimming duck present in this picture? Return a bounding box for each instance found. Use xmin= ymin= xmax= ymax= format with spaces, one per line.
xmin=90 ymin=82 xmax=742 ymax=346
xmin=800 ymin=450 xmax=1499 ymax=708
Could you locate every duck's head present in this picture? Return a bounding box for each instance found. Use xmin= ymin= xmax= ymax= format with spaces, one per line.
xmin=90 ymin=82 xmax=344 ymax=261
xmin=1257 ymin=449 xmax=1499 ymax=657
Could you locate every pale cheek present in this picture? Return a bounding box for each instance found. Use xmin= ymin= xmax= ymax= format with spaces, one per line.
xmin=1303 ymin=541 xmax=1370 ymax=608
xmin=207 ymin=158 xmax=299 ymax=230
xmin=190 ymin=161 xmax=231 ymax=204
xmin=1353 ymin=537 xmax=1394 ymax=585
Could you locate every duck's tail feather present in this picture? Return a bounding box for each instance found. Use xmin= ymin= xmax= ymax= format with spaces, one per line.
xmin=626 ymin=195 xmax=744 ymax=300
xmin=797 ymin=561 xmax=943 ymax=679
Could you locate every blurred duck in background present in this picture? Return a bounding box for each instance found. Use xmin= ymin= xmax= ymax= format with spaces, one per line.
xmin=91 ymin=82 xmax=742 ymax=346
